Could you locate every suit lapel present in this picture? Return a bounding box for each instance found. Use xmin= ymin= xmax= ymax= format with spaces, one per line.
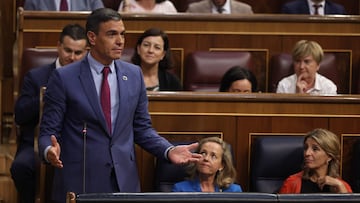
xmin=79 ymin=58 xmax=110 ymax=136
xmin=324 ymin=2 xmax=331 ymax=14
xmin=112 ymin=61 xmax=130 ymax=136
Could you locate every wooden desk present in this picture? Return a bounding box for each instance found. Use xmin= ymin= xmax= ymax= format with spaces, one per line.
xmin=0 ymin=144 xmax=17 ymax=203
xmin=6 ymin=9 xmax=360 ymax=193
xmin=14 ymin=9 xmax=360 ymax=95
xmin=133 ymin=92 xmax=360 ymax=191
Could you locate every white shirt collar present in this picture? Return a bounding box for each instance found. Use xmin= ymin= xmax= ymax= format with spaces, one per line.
xmin=308 ymin=0 xmax=325 ymax=15
xmin=55 ymin=57 xmax=62 ymax=68
xmin=87 ymin=52 xmax=115 ymax=75
xmin=212 ymin=0 xmax=231 ymax=14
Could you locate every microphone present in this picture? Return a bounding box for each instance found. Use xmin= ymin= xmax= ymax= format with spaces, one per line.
xmin=82 ymin=122 xmax=87 ymax=194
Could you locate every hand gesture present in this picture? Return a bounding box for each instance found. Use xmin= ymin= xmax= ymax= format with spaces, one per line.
xmin=317 ymin=176 xmax=348 ymax=193
xmin=296 ymin=73 xmax=308 ymax=93
xmin=47 ymin=135 xmax=63 ymax=168
xmin=168 ymin=142 xmax=202 ymax=165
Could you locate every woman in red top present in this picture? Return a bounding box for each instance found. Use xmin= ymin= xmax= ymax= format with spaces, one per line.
xmin=279 ymin=128 xmax=352 ymax=193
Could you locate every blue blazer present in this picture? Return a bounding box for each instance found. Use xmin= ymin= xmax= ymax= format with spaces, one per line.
xmin=11 ymin=63 xmax=55 ymax=194
xmin=172 ymin=179 xmax=243 ymax=192
xmin=282 ymin=0 xmax=346 ymax=15
xmin=15 ymin=63 xmax=56 ymax=146
xmin=39 ymin=56 xmax=173 ymax=203
xmin=24 ymin=0 xmax=104 ymax=11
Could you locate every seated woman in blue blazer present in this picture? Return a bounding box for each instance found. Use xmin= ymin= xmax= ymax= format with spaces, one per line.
xmin=172 ymin=137 xmax=242 ymax=192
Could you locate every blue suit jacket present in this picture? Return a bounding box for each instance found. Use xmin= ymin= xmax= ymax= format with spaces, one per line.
xmin=11 ymin=63 xmax=55 ymax=194
xmin=15 ymin=63 xmax=56 ymax=146
xmin=282 ymin=0 xmax=346 ymax=15
xmin=24 ymin=0 xmax=104 ymax=11
xmin=39 ymin=56 xmax=173 ymax=203
xmin=172 ymin=179 xmax=242 ymax=192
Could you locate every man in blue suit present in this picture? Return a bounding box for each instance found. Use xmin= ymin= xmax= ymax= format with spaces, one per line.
xmin=24 ymin=0 xmax=104 ymax=11
xmin=282 ymin=0 xmax=346 ymax=15
xmin=10 ymin=24 xmax=88 ymax=203
xmin=39 ymin=8 xmax=202 ymax=203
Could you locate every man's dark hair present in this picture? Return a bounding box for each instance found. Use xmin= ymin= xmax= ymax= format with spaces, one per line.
xmin=59 ymin=24 xmax=87 ymax=43
xmin=86 ymin=8 xmax=122 ymax=35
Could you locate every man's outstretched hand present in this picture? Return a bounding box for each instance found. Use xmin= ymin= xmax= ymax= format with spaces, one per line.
xmin=168 ymin=142 xmax=202 ymax=165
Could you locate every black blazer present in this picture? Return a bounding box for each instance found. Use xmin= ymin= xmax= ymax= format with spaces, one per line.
xmin=282 ymin=0 xmax=347 ymax=15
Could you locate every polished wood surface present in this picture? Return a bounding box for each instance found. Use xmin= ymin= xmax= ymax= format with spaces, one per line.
xmin=0 ymin=144 xmax=17 ymax=203
xmin=134 ymin=92 xmax=360 ymax=192
xmin=11 ymin=10 xmax=360 ymax=191
xmin=2 ymin=10 xmax=360 ymax=200
xmin=2 ymin=92 xmax=360 ymax=200
xmin=13 ymin=10 xmax=360 ymax=97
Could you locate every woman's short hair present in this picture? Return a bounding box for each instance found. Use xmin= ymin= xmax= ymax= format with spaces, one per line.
xmin=186 ymin=137 xmax=237 ymax=189
xmin=131 ymin=27 xmax=173 ymax=70
xmin=219 ymin=66 xmax=258 ymax=92
xmin=292 ymin=40 xmax=324 ymax=64
xmin=302 ymin=128 xmax=340 ymax=179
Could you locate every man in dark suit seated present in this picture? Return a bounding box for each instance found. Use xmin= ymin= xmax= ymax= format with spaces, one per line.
xmin=10 ymin=23 xmax=88 ymax=203
xmin=282 ymin=0 xmax=346 ymax=15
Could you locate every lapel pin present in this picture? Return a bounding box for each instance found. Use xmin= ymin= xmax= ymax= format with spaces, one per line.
xmin=122 ymin=76 xmax=128 ymax=81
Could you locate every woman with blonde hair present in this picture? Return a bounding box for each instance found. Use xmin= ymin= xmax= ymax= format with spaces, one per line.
xmin=279 ymin=128 xmax=352 ymax=193
xmin=172 ymin=137 xmax=242 ymax=192
xmin=276 ymin=40 xmax=337 ymax=95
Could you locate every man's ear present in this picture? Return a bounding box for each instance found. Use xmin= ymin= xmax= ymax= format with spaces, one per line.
xmin=87 ymin=31 xmax=96 ymax=46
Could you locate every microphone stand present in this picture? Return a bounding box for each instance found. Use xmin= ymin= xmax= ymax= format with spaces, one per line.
xmin=82 ymin=122 xmax=87 ymax=194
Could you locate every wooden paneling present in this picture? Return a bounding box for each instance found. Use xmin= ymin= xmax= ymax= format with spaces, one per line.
xmin=130 ymin=92 xmax=360 ymax=192
xmin=2 ymin=92 xmax=360 ymax=198
xmin=0 ymin=144 xmax=17 ymax=203
xmin=341 ymin=134 xmax=360 ymax=186
xmin=3 ymin=10 xmax=360 ymax=197
xmin=13 ymin=11 xmax=360 ymax=100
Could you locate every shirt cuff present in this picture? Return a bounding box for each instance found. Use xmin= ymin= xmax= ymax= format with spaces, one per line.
xmin=164 ymin=146 xmax=175 ymax=160
xmin=44 ymin=145 xmax=52 ymax=163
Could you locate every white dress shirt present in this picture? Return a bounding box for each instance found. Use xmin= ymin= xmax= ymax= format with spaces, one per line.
xmin=276 ymin=73 xmax=337 ymax=95
xmin=212 ymin=0 xmax=231 ymax=14
xmin=308 ymin=0 xmax=326 ymax=15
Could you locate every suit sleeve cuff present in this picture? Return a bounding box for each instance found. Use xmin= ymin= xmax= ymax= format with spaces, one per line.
xmin=164 ymin=146 xmax=175 ymax=161
xmin=44 ymin=145 xmax=51 ymax=163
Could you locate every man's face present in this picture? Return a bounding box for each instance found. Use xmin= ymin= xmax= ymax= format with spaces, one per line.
xmin=57 ymin=36 xmax=88 ymax=66
xmin=87 ymin=20 xmax=125 ymax=65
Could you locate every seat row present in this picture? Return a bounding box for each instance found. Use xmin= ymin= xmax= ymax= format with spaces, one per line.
xmin=17 ymin=48 xmax=356 ymax=96
xmin=154 ymin=136 xmax=360 ymax=193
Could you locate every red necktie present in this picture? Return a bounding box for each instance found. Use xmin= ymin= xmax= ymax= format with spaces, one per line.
xmin=60 ymin=0 xmax=68 ymax=11
xmin=101 ymin=67 xmax=111 ymax=134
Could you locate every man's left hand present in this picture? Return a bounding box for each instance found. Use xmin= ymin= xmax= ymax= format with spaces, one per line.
xmin=168 ymin=142 xmax=202 ymax=165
